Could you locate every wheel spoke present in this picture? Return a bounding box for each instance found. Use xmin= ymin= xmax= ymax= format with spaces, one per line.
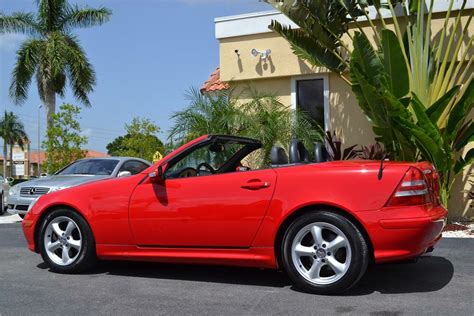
xmin=310 ymin=225 xmax=324 ymax=245
xmin=327 ymin=235 xmax=347 ymax=252
xmin=69 ymin=239 xmax=81 ymax=250
xmin=327 ymin=256 xmax=345 ymax=275
xmin=64 ymin=221 xmax=75 ymax=237
xmin=308 ymin=260 xmax=324 ymax=279
xmin=62 ymin=246 xmax=71 ymax=264
xmin=294 ymin=243 xmax=314 ymax=257
xmin=51 ymin=222 xmax=64 ymax=236
xmin=47 ymin=241 xmax=61 ymax=252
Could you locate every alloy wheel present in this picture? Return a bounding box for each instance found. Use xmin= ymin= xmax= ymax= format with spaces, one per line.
xmin=43 ymin=216 xmax=82 ymax=266
xmin=291 ymin=222 xmax=352 ymax=285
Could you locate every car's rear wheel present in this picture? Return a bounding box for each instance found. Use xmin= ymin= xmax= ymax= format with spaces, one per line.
xmin=281 ymin=210 xmax=369 ymax=294
xmin=39 ymin=209 xmax=96 ymax=273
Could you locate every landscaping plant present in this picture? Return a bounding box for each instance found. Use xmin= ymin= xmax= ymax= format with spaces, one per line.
xmin=43 ymin=104 xmax=87 ymax=173
xmin=169 ymin=88 xmax=323 ymax=167
xmin=264 ymin=0 xmax=473 ymax=207
xmin=106 ymin=117 xmax=165 ymax=162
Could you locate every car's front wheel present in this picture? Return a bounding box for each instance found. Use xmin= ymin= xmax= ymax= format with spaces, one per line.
xmin=281 ymin=210 xmax=369 ymax=294
xmin=39 ymin=209 xmax=96 ymax=273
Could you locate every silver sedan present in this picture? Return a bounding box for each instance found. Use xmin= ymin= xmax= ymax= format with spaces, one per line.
xmin=7 ymin=157 xmax=151 ymax=218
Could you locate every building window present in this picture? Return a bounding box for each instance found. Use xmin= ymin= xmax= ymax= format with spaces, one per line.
xmin=295 ymin=78 xmax=327 ymax=130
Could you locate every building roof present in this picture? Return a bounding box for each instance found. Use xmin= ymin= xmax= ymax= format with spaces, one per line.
xmin=215 ymin=2 xmax=474 ymax=39
xmin=200 ymin=67 xmax=230 ymax=94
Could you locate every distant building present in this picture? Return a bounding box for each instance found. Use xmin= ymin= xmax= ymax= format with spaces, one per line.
xmin=0 ymin=145 xmax=109 ymax=178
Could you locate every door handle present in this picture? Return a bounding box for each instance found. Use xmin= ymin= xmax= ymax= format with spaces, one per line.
xmin=241 ymin=181 xmax=271 ymax=190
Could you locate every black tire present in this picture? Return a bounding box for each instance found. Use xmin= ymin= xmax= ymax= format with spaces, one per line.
xmin=39 ymin=208 xmax=97 ymax=273
xmin=19 ymin=214 xmax=25 ymax=219
xmin=281 ymin=210 xmax=369 ymax=294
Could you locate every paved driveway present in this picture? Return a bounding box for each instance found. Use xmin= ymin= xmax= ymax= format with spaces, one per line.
xmin=0 ymin=223 xmax=473 ymax=315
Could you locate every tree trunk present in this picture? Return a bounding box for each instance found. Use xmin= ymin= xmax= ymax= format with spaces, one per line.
xmin=2 ymin=142 xmax=7 ymax=179
xmin=44 ymin=86 xmax=56 ymax=131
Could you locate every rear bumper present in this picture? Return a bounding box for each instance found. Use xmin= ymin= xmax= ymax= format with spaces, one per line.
xmin=368 ymin=204 xmax=447 ymax=263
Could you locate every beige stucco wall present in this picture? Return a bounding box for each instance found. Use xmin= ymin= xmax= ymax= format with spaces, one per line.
xmin=218 ymin=11 xmax=473 ymax=219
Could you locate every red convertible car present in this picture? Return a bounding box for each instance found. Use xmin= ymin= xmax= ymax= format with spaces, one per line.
xmin=22 ymin=135 xmax=447 ymax=294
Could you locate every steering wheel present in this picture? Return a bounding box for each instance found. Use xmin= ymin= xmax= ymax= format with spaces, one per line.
xmin=196 ymin=162 xmax=215 ymax=175
xmin=178 ymin=167 xmax=197 ymax=178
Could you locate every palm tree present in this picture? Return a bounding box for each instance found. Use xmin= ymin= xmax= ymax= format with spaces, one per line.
xmin=0 ymin=112 xmax=29 ymax=177
xmin=169 ymin=88 xmax=248 ymax=144
xmin=169 ymin=88 xmax=322 ymax=167
xmin=0 ymin=0 xmax=111 ymax=129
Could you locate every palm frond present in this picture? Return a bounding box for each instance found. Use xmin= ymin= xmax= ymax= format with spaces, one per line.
xmin=63 ymin=35 xmax=95 ymax=106
xmin=9 ymin=39 xmax=43 ymax=104
xmin=0 ymin=12 xmax=39 ymax=35
xmin=37 ymin=0 xmax=68 ymax=32
xmin=61 ymin=5 xmax=111 ymax=30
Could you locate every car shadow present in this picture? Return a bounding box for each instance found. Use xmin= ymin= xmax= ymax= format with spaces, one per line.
xmin=341 ymin=256 xmax=454 ymax=296
xmin=44 ymin=255 xmax=454 ymax=294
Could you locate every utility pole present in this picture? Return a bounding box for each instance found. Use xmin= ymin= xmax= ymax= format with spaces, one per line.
xmin=38 ymin=105 xmax=42 ymax=176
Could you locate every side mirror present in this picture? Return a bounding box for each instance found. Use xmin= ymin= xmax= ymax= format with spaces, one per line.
xmin=149 ymin=165 xmax=165 ymax=183
xmin=117 ymin=171 xmax=132 ymax=178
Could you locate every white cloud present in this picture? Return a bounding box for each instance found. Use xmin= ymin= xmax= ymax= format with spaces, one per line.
xmin=80 ymin=128 xmax=93 ymax=138
xmin=0 ymin=33 xmax=27 ymax=51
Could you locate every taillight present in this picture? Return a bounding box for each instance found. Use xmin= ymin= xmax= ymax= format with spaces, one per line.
xmin=386 ymin=167 xmax=432 ymax=206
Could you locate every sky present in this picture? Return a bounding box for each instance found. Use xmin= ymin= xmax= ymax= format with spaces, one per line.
xmin=0 ymin=0 xmax=270 ymax=153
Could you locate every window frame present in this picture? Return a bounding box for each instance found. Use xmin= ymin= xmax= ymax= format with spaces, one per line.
xmin=291 ymin=74 xmax=330 ymax=131
xmin=163 ymin=136 xmax=262 ymax=180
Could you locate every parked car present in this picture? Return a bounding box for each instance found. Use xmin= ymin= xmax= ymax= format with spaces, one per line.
xmin=0 ymin=175 xmax=11 ymax=215
xmin=8 ymin=157 xmax=151 ymax=218
xmin=22 ymin=135 xmax=447 ymax=294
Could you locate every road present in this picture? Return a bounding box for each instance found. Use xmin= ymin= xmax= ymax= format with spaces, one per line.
xmin=0 ymin=223 xmax=473 ymax=315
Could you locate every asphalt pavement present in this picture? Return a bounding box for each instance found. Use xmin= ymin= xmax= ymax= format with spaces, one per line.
xmin=0 ymin=223 xmax=473 ymax=315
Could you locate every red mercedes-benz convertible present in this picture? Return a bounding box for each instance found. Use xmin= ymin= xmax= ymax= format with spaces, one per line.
xmin=22 ymin=135 xmax=447 ymax=294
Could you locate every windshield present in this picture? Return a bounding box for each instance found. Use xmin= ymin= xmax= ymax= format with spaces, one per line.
xmin=57 ymin=159 xmax=120 ymax=176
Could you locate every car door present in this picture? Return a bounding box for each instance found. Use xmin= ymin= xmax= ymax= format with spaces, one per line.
xmin=128 ymin=138 xmax=277 ymax=248
xmin=129 ymin=169 xmax=276 ymax=248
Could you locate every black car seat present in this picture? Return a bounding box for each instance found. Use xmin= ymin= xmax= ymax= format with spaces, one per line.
xmin=289 ymin=139 xmax=310 ymax=164
xmin=271 ymin=146 xmax=289 ymax=166
xmin=314 ymin=142 xmax=328 ymax=163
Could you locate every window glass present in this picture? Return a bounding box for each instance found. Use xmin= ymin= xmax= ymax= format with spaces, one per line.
xmin=297 ymin=78 xmax=325 ymax=129
xmin=58 ymin=159 xmax=119 ymax=176
xmin=119 ymin=160 xmax=150 ymax=175
xmin=166 ymin=141 xmax=245 ymax=178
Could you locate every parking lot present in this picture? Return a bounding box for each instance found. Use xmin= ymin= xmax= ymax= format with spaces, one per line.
xmin=1 ymin=221 xmax=473 ymax=315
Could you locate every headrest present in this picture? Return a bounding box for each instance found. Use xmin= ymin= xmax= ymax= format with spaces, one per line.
xmin=271 ymin=146 xmax=289 ymax=165
xmin=314 ymin=142 xmax=328 ymax=163
xmin=289 ymin=139 xmax=310 ymax=164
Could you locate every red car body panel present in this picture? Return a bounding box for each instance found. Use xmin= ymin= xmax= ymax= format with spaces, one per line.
xmin=22 ymin=136 xmax=447 ymax=269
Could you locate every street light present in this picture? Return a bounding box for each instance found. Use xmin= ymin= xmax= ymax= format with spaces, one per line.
xmin=38 ymin=104 xmax=42 ymax=176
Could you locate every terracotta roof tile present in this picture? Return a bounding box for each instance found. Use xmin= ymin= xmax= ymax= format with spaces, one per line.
xmin=200 ymin=67 xmax=230 ymax=94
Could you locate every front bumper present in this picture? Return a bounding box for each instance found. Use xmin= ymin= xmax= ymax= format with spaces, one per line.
xmin=22 ymin=212 xmax=38 ymax=252
xmin=367 ymin=204 xmax=447 ymax=263
xmin=6 ymin=195 xmax=36 ymax=215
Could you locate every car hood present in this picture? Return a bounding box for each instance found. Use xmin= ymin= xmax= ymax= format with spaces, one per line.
xmin=14 ymin=175 xmax=111 ymax=189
